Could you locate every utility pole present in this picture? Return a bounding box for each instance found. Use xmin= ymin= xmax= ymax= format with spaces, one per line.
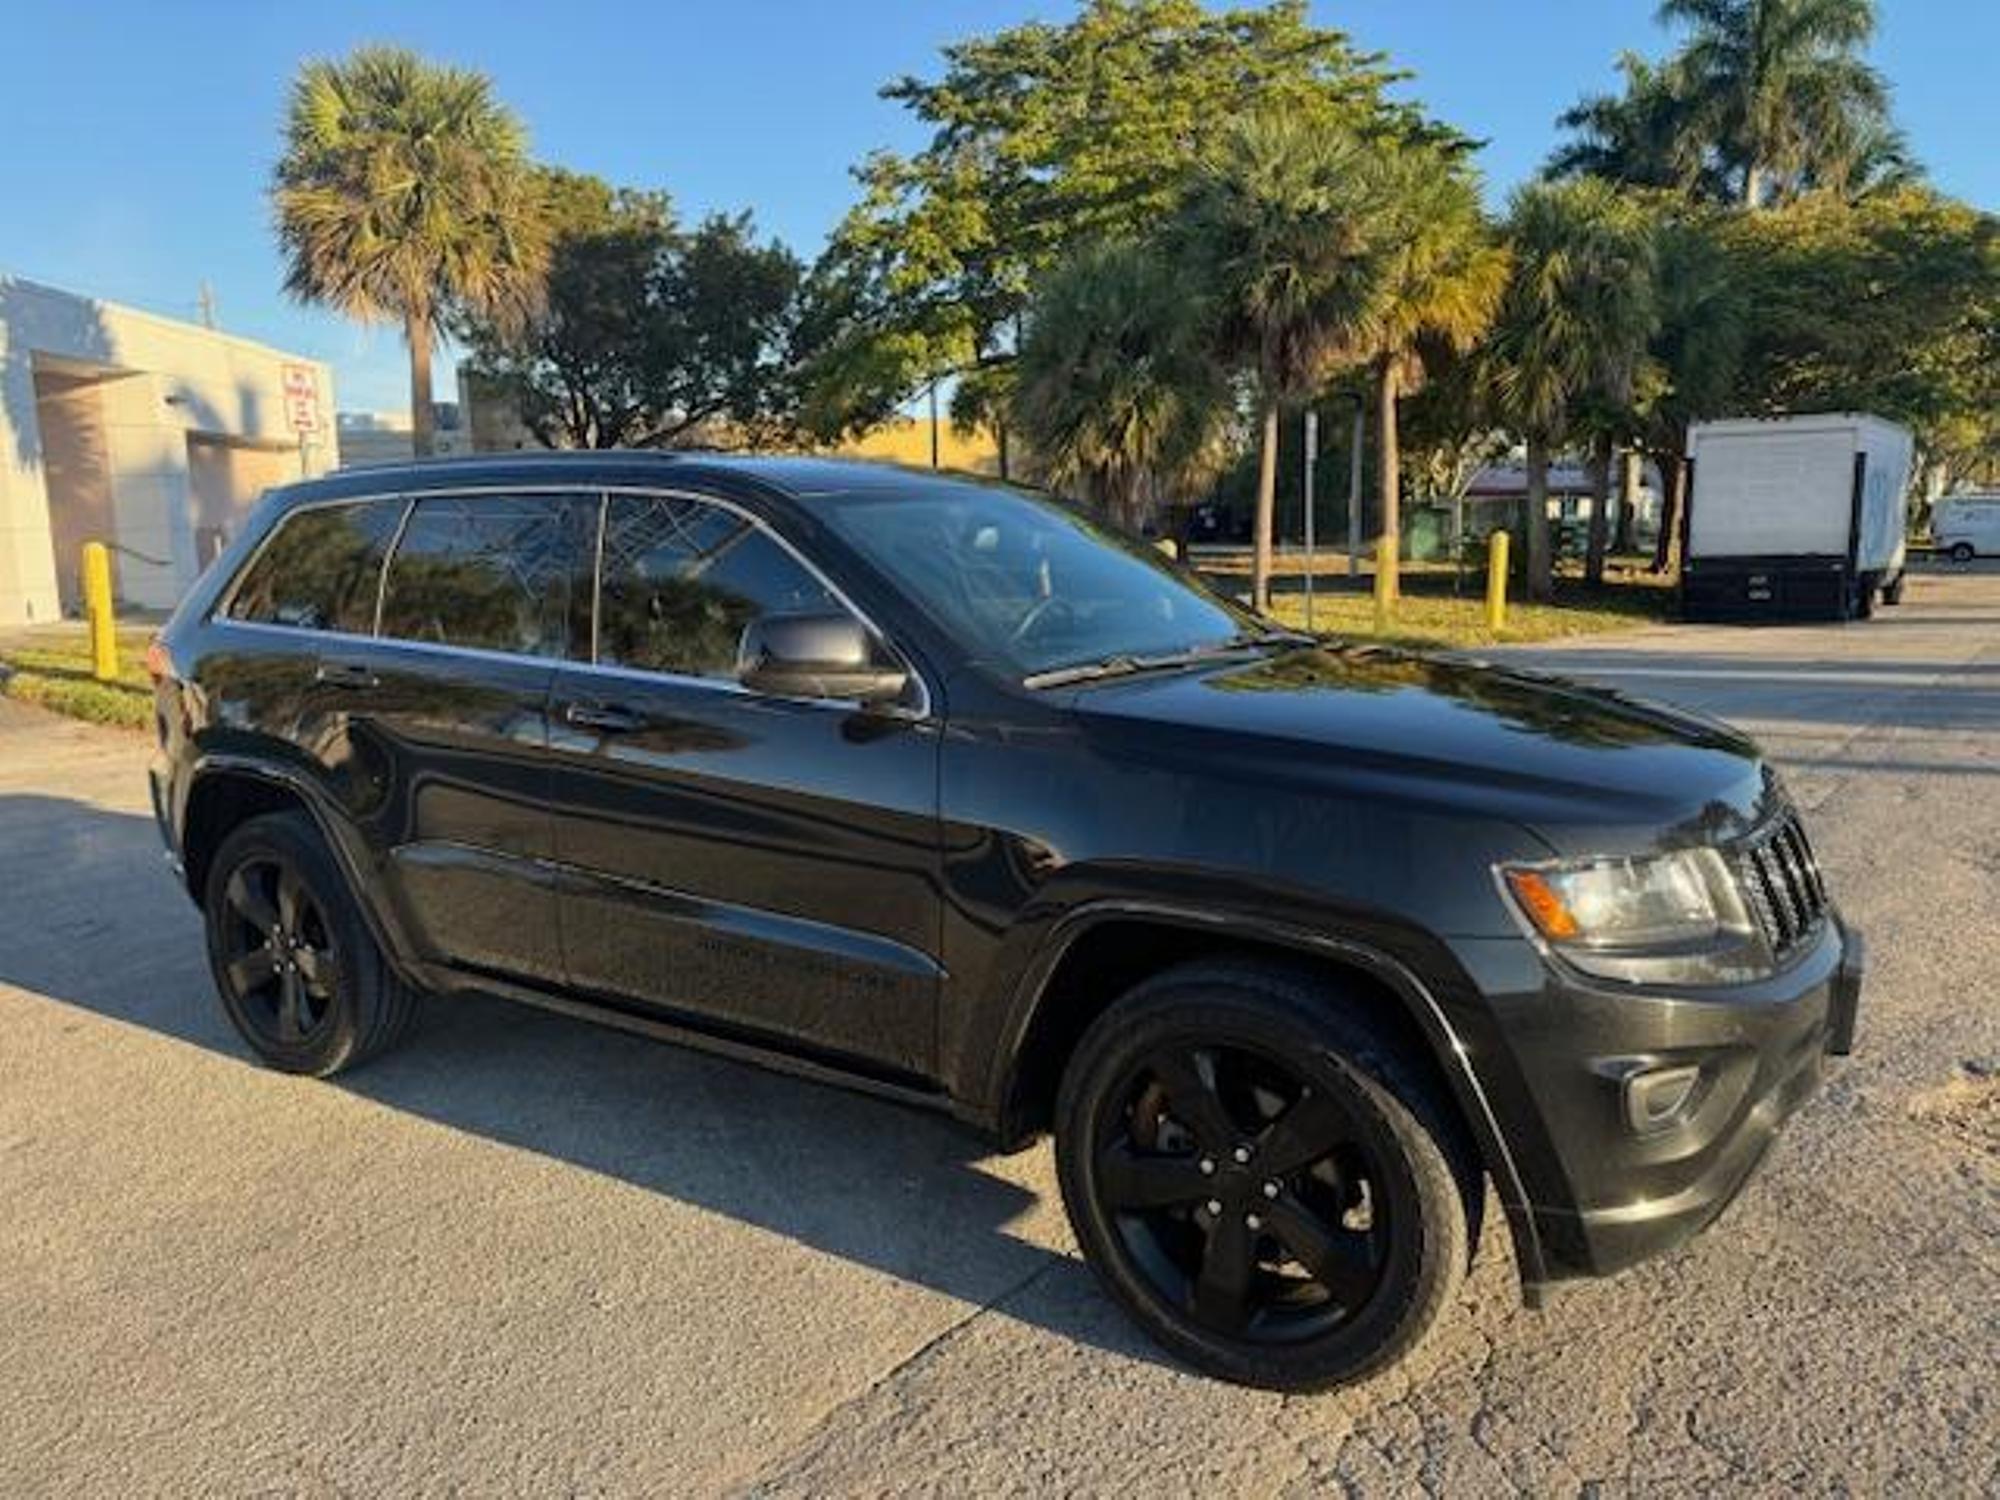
xmin=1302 ymin=409 xmax=1319 ymax=631
xmin=929 ymin=379 xmax=941 ymax=469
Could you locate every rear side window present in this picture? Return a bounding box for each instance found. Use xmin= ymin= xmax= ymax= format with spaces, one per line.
xmin=226 ymin=498 xmax=405 ymax=633
xmin=379 ymin=493 xmax=593 ymax=659
xmin=597 ymin=493 xmax=841 ymax=678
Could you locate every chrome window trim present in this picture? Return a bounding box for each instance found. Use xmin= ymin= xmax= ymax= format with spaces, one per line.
xmin=208 ymin=480 xmax=936 ymax=721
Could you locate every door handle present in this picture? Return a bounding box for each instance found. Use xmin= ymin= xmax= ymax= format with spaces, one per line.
xmin=314 ymin=660 xmax=378 ymax=689
xmin=564 ymin=701 xmax=643 ymax=734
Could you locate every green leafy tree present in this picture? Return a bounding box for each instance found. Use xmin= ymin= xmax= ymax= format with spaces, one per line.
xmin=1637 ymin=213 xmax=1748 ymax=570
xmin=1719 ymin=188 xmax=2000 ymax=487
xmin=1659 ymin=0 xmax=1903 ymax=206
xmin=1359 ymin=144 xmax=1508 ymax=598
xmin=804 ymin=0 xmax=1433 ymax=438
xmin=1485 ymin=180 xmax=1658 ymax=599
xmin=273 ymin=46 xmax=549 ymax=456
xmin=461 ymin=169 xmax=804 ymax=449
xmin=1010 ymin=242 xmax=1228 ymax=532
xmin=1177 ymin=115 xmax=1393 ymax=611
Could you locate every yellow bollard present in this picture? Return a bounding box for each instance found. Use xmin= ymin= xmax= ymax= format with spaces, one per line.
xmin=1373 ymin=532 xmax=1397 ymax=632
xmin=82 ymin=541 xmax=119 ymax=682
xmin=1486 ymin=529 xmax=1511 ymax=635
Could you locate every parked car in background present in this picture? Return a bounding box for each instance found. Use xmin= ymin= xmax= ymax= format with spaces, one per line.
xmin=1933 ymin=493 xmax=2000 ymax=562
xmin=1682 ymin=413 xmax=1914 ymax=622
xmin=146 ymin=455 xmax=1863 ymax=1390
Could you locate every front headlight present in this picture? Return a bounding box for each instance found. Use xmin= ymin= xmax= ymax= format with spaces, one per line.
xmin=1499 ymin=848 xmax=1773 ymax=985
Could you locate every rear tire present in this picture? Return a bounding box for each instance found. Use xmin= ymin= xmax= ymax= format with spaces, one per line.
xmin=1054 ymin=961 xmax=1478 ymax=1391
xmin=203 ymin=811 xmax=419 ymax=1076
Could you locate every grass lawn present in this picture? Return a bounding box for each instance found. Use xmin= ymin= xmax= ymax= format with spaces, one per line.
xmin=1258 ymin=566 xmax=1675 ymax=650
xmin=0 ymin=622 xmax=156 ymax=730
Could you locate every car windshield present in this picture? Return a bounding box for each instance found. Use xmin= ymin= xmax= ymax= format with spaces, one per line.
xmin=818 ymin=482 xmax=1265 ymax=678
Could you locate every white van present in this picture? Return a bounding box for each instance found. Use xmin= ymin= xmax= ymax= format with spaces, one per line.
xmin=1933 ymin=494 xmax=2000 ymax=561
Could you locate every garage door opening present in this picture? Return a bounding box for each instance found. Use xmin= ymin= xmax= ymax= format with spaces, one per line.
xmin=186 ymin=434 xmax=303 ymax=571
xmin=30 ymin=354 xmax=125 ymax=614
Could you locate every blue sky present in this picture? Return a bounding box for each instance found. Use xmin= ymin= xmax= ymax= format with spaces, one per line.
xmin=3 ymin=2 xmax=1993 ymax=414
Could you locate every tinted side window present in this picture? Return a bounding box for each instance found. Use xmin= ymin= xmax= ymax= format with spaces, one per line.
xmin=379 ymin=494 xmax=591 ymax=659
xmin=598 ymin=494 xmax=841 ymax=679
xmin=226 ymin=498 xmax=405 ymax=633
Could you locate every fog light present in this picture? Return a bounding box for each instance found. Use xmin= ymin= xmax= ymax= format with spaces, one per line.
xmin=1624 ymin=1064 xmax=1701 ymax=1134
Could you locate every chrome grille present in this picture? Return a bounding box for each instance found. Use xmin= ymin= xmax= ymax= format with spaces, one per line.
xmin=1734 ymin=811 xmax=1829 ymax=955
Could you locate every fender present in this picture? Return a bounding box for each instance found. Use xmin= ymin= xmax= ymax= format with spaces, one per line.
xmin=181 ymin=753 xmax=429 ymax=990
xmin=986 ymin=898 xmax=1551 ymax=1297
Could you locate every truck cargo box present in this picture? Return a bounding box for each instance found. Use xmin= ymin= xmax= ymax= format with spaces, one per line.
xmin=1683 ymin=413 xmax=1913 ymax=622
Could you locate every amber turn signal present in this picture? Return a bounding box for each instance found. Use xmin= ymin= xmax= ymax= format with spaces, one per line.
xmin=1503 ymin=869 xmax=1581 ymax=941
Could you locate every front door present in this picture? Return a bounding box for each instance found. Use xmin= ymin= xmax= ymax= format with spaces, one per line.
xmin=545 ymin=490 xmax=943 ymax=1079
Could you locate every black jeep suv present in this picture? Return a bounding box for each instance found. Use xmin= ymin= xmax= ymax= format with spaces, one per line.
xmin=149 ymin=455 xmax=1861 ymax=1390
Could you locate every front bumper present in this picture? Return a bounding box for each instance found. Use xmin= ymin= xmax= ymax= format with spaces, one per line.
xmin=1449 ymin=914 xmax=1861 ymax=1283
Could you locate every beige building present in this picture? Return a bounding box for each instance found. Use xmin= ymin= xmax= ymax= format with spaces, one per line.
xmin=336 ymin=404 xmax=473 ymax=468
xmin=0 ymin=274 xmax=336 ymax=623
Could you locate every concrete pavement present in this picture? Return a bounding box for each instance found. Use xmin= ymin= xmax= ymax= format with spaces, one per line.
xmin=1 ymin=572 xmax=1996 ymax=1494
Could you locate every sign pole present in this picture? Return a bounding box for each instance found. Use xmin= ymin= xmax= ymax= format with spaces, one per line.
xmin=1302 ymin=410 xmax=1319 ymax=632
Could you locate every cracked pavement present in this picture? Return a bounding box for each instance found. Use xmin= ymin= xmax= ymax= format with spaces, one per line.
xmin=1 ymin=568 xmax=1995 ymax=1494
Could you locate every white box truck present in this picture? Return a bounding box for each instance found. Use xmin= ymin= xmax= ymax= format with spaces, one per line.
xmin=1682 ymin=413 xmax=1914 ymax=621
xmin=1933 ymin=493 xmax=2000 ymax=561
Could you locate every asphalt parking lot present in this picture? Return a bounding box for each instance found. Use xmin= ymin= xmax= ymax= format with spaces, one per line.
xmin=2 ymin=570 xmax=1996 ymax=1495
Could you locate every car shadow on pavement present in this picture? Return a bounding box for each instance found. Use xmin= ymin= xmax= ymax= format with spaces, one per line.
xmin=0 ymin=792 xmax=1170 ymax=1372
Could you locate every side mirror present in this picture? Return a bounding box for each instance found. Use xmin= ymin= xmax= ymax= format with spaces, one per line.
xmin=738 ymin=613 xmax=910 ymax=706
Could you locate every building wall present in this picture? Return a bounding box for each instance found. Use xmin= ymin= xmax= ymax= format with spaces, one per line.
xmin=0 ymin=274 xmax=334 ymax=622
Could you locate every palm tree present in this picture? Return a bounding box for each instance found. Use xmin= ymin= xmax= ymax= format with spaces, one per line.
xmin=1177 ymin=115 xmax=1390 ymax=612
xmin=1660 ymin=0 xmax=1895 ymax=207
xmin=1362 ymin=144 xmax=1508 ymax=600
xmin=1485 ymin=180 xmax=1658 ymax=599
xmin=274 ymin=47 xmax=549 ymax=456
xmin=1011 ymin=242 xmax=1228 ymax=532
xmin=1548 ymin=52 xmax=1722 ymax=199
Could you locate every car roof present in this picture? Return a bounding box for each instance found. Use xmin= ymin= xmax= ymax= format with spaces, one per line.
xmin=273 ymin=451 xmax=1016 ymax=509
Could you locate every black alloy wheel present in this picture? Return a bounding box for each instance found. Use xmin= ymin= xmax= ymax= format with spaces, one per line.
xmin=216 ymin=854 xmax=338 ymax=1049
xmin=202 ymin=811 xmax=419 ymax=1076
xmin=1094 ymin=1042 xmax=1391 ymax=1342
xmin=1057 ymin=962 xmax=1476 ymax=1391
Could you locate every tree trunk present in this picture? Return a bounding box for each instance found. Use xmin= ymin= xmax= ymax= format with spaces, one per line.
xmin=1744 ymin=159 xmax=1765 ymax=209
xmin=1584 ymin=430 xmax=1613 ymax=587
xmin=1374 ymin=354 xmax=1401 ymax=603
xmin=1524 ymin=437 xmax=1553 ymax=602
xmin=1651 ymin=453 xmax=1687 ymax=574
xmin=1615 ymin=447 xmax=1642 ymax=554
xmin=406 ymin=307 xmax=436 ymax=459
xmin=1253 ymin=402 xmax=1279 ymax=614
xmin=995 ymin=418 xmax=1011 ymax=482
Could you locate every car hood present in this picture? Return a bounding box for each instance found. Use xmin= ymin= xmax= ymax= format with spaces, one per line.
xmin=1068 ymin=644 xmax=1775 ymax=849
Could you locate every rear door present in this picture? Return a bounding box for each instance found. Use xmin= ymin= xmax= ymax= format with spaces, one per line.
xmin=343 ymin=488 xmax=597 ymax=985
xmin=544 ymin=489 xmax=944 ymax=1079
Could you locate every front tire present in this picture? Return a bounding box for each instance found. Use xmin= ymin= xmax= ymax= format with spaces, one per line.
xmin=1949 ymin=542 xmax=1975 ymax=563
xmin=203 ymin=811 xmax=418 ymax=1076
xmin=1055 ymin=962 xmax=1477 ymax=1391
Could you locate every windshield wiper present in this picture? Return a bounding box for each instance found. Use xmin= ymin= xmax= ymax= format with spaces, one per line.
xmin=1023 ymin=632 xmax=1304 ymax=690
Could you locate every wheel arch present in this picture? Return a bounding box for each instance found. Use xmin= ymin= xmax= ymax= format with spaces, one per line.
xmin=180 ymin=758 xmax=421 ymax=986
xmin=986 ymin=903 xmax=1550 ymax=1296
